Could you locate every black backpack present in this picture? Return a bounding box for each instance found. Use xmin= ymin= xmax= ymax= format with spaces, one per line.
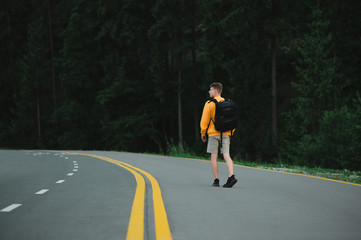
xmin=208 ymin=98 xmax=237 ymax=136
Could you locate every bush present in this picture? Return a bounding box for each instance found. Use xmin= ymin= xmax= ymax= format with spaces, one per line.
xmin=317 ymin=105 xmax=361 ymax=170
xmin=166 ymin=140 xmax=196 ymax=158
xmin=279 ymin=97 xmax=361 ymax=171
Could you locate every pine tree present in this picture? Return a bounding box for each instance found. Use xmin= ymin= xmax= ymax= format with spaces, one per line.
xmin=149 ymin=0 xmax=188 ymax=147
xmin=16 ymin=13 xmax=50 ymax=147
xmin=281 ymin=1 xmax=340 ymax=167
xmin=55 ymin=0 xmax=102 ymax=149
xmin=95 ymin=0 xmax=157 ymax=152
xmin=293 ymin=2 xmax=339 ymax=134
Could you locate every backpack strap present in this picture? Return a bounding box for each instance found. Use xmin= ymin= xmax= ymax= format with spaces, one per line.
xmin=220 ymin=131 xmax=223 ymax=153
xmin=208 ymin=98 xmax=224 ymax=152
xmin=208 ymin=98 xmax=218 ymax=123
xmin=205 ymin=99 xmax=217 ymax=136
xmin=205 ymin=100 xmax=211 ymax=137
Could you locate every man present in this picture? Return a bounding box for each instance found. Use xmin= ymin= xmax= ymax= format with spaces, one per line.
xmin=200 ymin=82 xmax=237 ymax=188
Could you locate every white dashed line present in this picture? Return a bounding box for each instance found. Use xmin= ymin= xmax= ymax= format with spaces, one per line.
xmin=74 ymin=166 xmax=79 ymax=168
xmin=56 ymin=180 xmax=66 ymax=184
xmin=0 ymin=204 xmax=22 ymax=212
xmin=67 ymin=173 xmax=74 ymax=176
xmin=73 ymin=169 xmax=78 ymax=172
xmin=35 ymin=189 xmax=49 ymax=195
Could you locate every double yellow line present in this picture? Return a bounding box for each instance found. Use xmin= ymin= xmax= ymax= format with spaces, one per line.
xmin=63 ymin=152 xmax=173 ymax=240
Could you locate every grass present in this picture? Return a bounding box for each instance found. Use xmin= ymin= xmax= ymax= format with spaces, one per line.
xmin=239 ymin=162 xmax=361 ymax=185
xmin=163 ymin=144 xmax=361 ymax=185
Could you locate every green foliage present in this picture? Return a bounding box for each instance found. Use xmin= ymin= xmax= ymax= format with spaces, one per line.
xmin=317 ymin=101 xmax=361 ymax=170
xmin=278 ymin=2 xmax=356 ymax=169
xmin=281 ymin=102 xmax=361 ymax=170
xmin=293 ymin=4 xmax=339 ymax=107
xmin=293 ymin=2 xmax=339 ymax=122
xmin=166 ymin=140 xmax=195 ymax=158
xmin=1 ymin=0 xmax=361 ymax=170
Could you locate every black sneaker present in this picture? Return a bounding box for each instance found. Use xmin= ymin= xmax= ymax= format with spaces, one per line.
xmin=223 ymin=175 xmax=237 ymax=188
xmin=212 ymin=178 xmax=220 ymax=187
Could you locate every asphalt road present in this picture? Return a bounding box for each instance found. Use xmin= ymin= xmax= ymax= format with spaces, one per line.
xmin=0 ymin=150 xmax=135 ymax=240
xmin=1 ymin=150 xmax=361 ymax=240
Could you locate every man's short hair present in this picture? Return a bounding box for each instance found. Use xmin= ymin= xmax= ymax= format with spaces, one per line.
xmin=210 ymin=82 xmax=223 ymax=94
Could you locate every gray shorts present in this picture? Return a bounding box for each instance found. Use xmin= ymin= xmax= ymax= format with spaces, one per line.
xmin=207 ymin=135 xmax=230 ymax=154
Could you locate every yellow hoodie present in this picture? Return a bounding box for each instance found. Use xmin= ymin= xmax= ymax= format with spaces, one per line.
xmin=200 ymin=96 xmax=234 ymax=137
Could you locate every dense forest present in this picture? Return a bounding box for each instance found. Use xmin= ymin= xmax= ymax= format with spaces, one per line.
xmin=1 ymin=0 xmax=361 ymax=170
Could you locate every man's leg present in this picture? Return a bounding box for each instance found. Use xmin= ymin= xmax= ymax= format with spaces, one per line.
xmin=223 ymin=153 xmax=234 ymax=177
xmin=211 ymin=153 xmax=218 ymax=179
xmin=221 ymin=135 xmax=237 ymax=188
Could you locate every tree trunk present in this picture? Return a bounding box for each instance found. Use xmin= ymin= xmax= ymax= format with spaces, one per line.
xmin=271 ymin=0 xmax=277 ymax=151
xmin=191 ymin=23 xmax=199 ymax=141
xmin=48 ymin=0 xmax=56 ymax=109
xmin=271 ymin=39 xmax=277 ymax=149
xmin=36 ymin=65 xmax=42 ymax=146
xmin=6 ymin=4 xmax=14 ymax=86
xmin=177 ymin=53 xmax=183 ymax=147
